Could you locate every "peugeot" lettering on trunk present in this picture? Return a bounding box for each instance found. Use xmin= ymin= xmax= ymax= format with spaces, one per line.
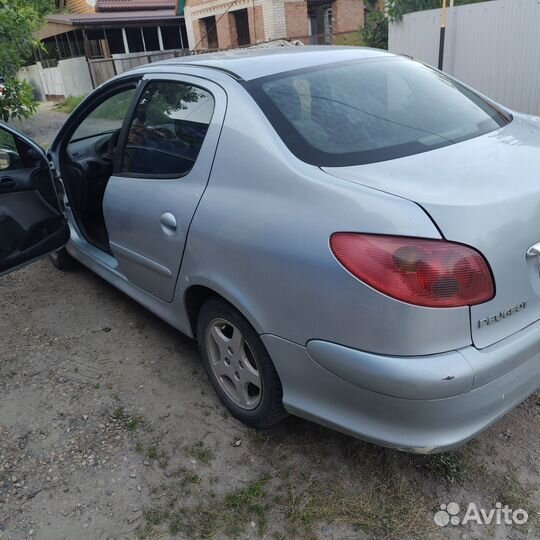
xmin=478 ymin=301 xmax=528 ymax=328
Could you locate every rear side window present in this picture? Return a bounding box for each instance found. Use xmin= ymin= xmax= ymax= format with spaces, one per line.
xmin=122 ymin=81 xmax=214 ymax=177
xmin=246 ymin=58 xmax=509 ymax=166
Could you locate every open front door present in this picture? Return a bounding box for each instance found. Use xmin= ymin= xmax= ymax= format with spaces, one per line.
xmin=0 ymin=122 xmax=69 ymax=277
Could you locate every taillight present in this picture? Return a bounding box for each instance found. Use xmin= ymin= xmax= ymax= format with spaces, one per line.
xmin=330 ymin=233 xmax=494 ymax=308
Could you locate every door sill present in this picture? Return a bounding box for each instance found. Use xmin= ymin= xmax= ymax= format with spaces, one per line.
xmin=67 ymin=222 xmax=120 ymax=275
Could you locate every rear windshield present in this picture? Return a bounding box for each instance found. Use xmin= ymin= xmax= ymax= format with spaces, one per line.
xmin=245 ymin=57 xmax=510 ymax=166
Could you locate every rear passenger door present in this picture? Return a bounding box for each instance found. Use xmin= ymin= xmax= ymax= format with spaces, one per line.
xmin=103 ymin=74 xmax=226 ymax=302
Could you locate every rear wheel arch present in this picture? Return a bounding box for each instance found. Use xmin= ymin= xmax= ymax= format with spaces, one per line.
xmin=184 ymin=284 xmax=262 ymax=339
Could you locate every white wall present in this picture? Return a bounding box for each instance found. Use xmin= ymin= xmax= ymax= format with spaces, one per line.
xmin=38 ymin=64 xmax=65 ymax=98
xmin=18 ymin=56 xmax=93 ymax=100
xmin=389 ymin=0 xmax=540 ymax=115
xmin=17 ymin=64 xmax=45 ymax=101
xmin=58 ymin=57 xmax=94 ymax=97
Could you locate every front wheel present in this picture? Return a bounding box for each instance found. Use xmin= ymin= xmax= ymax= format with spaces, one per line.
xmin=49 ymin=248 xmax=78 ymax=271
xmin=197 ymin=298 xmax=288 ymax=429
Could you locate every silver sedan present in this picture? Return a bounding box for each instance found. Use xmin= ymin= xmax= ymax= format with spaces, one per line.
xmin=1 ymin=46 xmax=539 ymax=453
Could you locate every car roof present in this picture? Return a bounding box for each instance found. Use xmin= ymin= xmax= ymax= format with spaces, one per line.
xmin=147 ymin=46 xmax=396 ymax=81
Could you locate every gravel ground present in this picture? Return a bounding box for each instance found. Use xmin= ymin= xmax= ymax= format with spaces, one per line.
xmin=9 ymin=102 xmax=69 ymax=148
xmin=1 ymin=104 xmax=540 ymax=540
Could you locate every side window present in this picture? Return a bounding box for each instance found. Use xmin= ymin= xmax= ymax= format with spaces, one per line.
xmin=0 ymin=131 xmax=27 ymax=171
xmin=71 ymin=87 xmax=136 ymax=142
xmin=122 ymin=81 xmax=214 ymax=177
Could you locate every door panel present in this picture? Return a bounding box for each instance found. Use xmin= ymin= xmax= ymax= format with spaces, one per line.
xmin=0 ymin=124 xmax=68 ymax=276
xmin=103 ymin=75 xmax=226 ymax=302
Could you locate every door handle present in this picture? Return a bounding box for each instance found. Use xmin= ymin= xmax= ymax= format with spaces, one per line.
xmin=160 ymin=212 xmax=177 ymax=235
xmin=526 ymin=243 xmax=540 ymax=258
xmin=0 ymin=177 xmax=16 ymax=190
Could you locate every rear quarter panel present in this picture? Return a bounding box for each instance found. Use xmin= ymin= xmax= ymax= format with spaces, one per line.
xmin=177 ymin=80 xmax=472 ymax=356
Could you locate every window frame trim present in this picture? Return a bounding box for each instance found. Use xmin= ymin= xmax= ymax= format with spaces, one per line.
xmin=114 ymin=76 xmax=217 ymax=180
xmin=52 ymin=76 xmax=143 ymax=162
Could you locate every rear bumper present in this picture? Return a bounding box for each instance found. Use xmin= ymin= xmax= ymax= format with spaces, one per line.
xmin=262 ymin=321 xmax=540 ymax=453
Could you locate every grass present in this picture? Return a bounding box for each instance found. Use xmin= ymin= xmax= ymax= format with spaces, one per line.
xmin=55 ymin=95 xmax=86 ymax=113
xmin=144 ymin=506 xmax=170 ymax=526
xmin=134 ymin=522 xmax=154 ymax=539
xmin=127 ymin=417 xmax=140 ymax=431
xmin=186 ymin=441 xmax=215 ymax=466
xmin=134 ymin=421 xmax=539 ymax=539
xmin=112 ymin=406 xmax=125 ymax=420
xmin=416 ymin=448 xmax=478 ymax=484
xmin=286 ymin=476 xmax=430 ymax=538
xmin=333 ymin=30 xmax=365 ymax=47
xmin=111 ymin=406 xmax=140 ymax=432
xmin=174 ymin=467 xmax=202 ymax=488
xmin=141 ymin=445 xmax=169 ymax=469
xmin=241 ymin=429 xmax=438 ymax=538
xmin=161 ymin=475 xmax=271 ymax=538
xmin=54 ymin=91 xmax=131 ymax=119
xmin=135 ymin=449 xmax=539 ymax=540
xmin=138 ymin=463 xmax=434 ymax=539
xmin=482 ymin=465 xmax=537 ymax=529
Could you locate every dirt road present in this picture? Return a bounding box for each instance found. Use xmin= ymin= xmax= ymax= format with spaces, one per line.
xmin=1 ymin=104 xmax=539 ymax=540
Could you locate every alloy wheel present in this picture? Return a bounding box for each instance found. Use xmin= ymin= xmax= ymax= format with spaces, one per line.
xmin=205 ymin=318 xmax=263 ymax=410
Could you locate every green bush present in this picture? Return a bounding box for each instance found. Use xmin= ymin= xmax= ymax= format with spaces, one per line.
xmin=363 ymin=7 xmax=389 ymax=49
xmin=55 ymin=95 xmax=86 ymax=113
xmin=387 ymin=0 xmax=490 ymax=21
xmin=0 ymin=78 xmax=37 ymax=122
xmin=0 ymin=0 xmax=54 ymax=121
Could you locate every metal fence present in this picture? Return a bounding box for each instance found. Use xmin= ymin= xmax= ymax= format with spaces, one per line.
xmin=22 ymin=32 xmax=366 ymax=98
xmin=87 ymin=34 xmax=365 ymax=87
xmin=87 ymin=49 xmax=189 ymax=87
xmin=388 ymin=0 xmax=540 ymax=115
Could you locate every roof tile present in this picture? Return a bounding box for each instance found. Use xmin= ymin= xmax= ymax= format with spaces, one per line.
xmin=47 ymin=8 xmax=181 ymax=25
xmin=96 ymin=0 xmax=176 ymax=12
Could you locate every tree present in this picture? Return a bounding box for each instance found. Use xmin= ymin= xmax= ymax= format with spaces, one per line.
xmin=0 ymin=0 xmax=54 ymax=120
xmin=363 ymin=0 xmax=490 ymax=50
xmin=0 ymin=79 xmax=37 ymax=122
xmin=387 ymin=0 xmax=490 ymax=22
xmin=363 ymin=7 xmax=389 ymax=49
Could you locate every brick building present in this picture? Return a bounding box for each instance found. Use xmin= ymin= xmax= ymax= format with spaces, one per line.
xmin=44 ymin=0 xmax=367 ymax=58
xmin=41 ymin=0 xmax=187 ymax=62
xmin=184 ymin=0 xmax=365 ymax=50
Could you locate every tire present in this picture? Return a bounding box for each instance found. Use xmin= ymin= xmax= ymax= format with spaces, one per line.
xmin=49 ymin=248 xmax=78 ymax=271
xmin=197 ymin=297 xmax=288 ymax=429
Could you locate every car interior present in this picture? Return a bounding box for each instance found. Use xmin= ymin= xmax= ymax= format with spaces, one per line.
xmin=59 ymin=85 xmax=137 ymax=255
xmin=63 ymin=130 xmax=122 ymax=254
xmin=0 ymin=129 xmax=69 ymax=274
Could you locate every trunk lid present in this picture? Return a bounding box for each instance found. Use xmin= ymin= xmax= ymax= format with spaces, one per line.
xmin=323 ymin=115 xmax=540 ymax=349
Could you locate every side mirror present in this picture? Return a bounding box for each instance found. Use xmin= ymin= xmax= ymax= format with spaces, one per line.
xmin=0 ymin=150 xmax=11 ymax=170
xmin=26 ymin=147 xmax=44 ymax=166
